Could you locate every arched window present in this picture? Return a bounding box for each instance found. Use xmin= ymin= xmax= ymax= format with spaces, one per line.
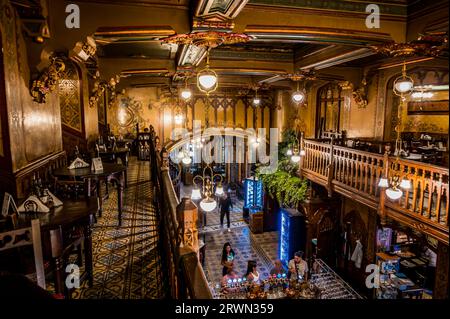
xmin=316 ymin=83 xmax=343 ymax=138
xmin=58 ymin=60 xmax=83 ymax=133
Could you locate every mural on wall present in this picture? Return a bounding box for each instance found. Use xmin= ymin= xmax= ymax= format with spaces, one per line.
xmin=58 ymin=61 xmax=82 ymax=132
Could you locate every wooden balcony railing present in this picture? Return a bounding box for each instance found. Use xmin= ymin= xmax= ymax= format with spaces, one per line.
xmin=149 ymin=126 xmax=212 ymax=299
xmin=302 ymin=139 xmax=449 ymax=244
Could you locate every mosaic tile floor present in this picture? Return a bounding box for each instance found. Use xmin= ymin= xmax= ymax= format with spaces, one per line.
xmin=202 ymin=226 xmax=280 ymax=286
xmin=72 ymin=157 xmax=163 ymax=299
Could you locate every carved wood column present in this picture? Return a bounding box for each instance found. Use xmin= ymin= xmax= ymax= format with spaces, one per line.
xmin=176 ymin=198 xmax=199 ymax=253
xmin=434 ymin=241 xmax=449 ymax=299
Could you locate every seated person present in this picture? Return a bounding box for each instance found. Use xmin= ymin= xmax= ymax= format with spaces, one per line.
xmin=221 ymin=268 xmax=239 ymax=293
xmin=288 ymin=251 xmax=308 ymax=281
xmin=244 ymin=260 xmax=260 ymax=284
xmin=270 ymin=259 xmax=286 ymax=276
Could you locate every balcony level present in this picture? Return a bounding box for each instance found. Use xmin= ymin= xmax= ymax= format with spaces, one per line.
xmin=301 ymin=139 xmax=449 ymax=245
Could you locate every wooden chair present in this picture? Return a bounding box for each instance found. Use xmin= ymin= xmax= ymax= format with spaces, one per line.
xmin=0 ymin=219 xmax=45 ymax=289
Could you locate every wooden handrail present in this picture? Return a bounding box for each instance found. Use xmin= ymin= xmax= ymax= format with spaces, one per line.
xmin=149 ymin=126 xmax=212 ymax=299
xmin=302 ymin=139 xmax=449 ymax=244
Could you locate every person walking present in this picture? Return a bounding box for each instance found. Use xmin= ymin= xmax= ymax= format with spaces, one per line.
xmin=219 ymin=192 xmax=233 ymax=232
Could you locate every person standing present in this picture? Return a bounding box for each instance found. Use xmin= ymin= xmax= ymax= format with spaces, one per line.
xmin=422 ymin=245 xmax=437 ymax=291
xmin=288 ymin=251 xmax=308 ymax=281
xmin=219 ymin=192 xmax=233 ymax=232
xmin=221 ymin=242 xmax=236 ymax=276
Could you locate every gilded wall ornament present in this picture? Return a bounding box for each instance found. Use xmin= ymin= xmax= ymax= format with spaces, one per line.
xmin=162 ymin=31 xmax=253 ymax=48
xmin=30 ymin=57 xmax=65 ymax=103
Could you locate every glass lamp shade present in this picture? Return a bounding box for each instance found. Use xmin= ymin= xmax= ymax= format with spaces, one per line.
xmin=253 ymin=97 xmax=261 ymax=106
xmin=215 ymin=184 xmax=224 ymax=196
xmin=200 ymin=197 xmax=217 ymax=212
xmin=292 ymin=91 xmax=306 ymax=104
xmin=191 ymin=188 xmax=202 ymax=200
xmin=286 ymin=149 xmax=293 ymax=156
xmin=300 ymin=149 xmax=306 ymax=156
xmin=174 ymin=114 xmax=183 ymax=125
xmin=177 ymin=151 xmax=185 ymax=159
xmin=180 ymin=88 xmax=192 ymax=100
xmin=378 ymin=177 xmax=389 ymax=188
xmin=197 ymin=68 xmax=218 ymax=92
xmin=385 ymin=188 xmax=403 ymax=200
xmin=291 ymin=155 xmax=301 ymax=163
xmin=400 ymin=178 xmax=412 ymax=190
xmin=181 ymin=156 xmax=192 ymax=165
xmin=394 ymin=76 xmax=413 ymax=95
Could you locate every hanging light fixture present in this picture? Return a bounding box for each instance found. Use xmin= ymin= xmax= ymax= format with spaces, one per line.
xmin=181 ymin=154 xmax=192 ymax=165
xmin=393 ymin=62 xmax=414 ymax=96
xmin=197 ymin=50 xmax=218 ymax=94
xmin=191 ymin=165 xmax=223 ymax=212
xmin=253 ymin=88 xmax=261 ymax=106
xmin=289 ymin=132 xmax=305 ymax=163
xmin=180 ymin=78 xmax=192 ymax=100
xmin=292 ymin=81 xmax=306 ymax=105
xmin=378 ymin=72 xmax=412 ymax=200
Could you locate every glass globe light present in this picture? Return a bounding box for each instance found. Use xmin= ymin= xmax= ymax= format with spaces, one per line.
xmin=197 ymin=67 xmax=218 ymax=92
xmin=400 ymin=178 xmax=412 ymax=190
xmin=253 ymin=97 xmax=261 ymax=106
xmin=191 ymin=187 xmax=202 ymax=200
xmin=291 ymin=155 xmax=301 ymax=163
xmin=180 ymin=88 xmax=192 ymax=100
xmin=174 ymin=113 xmax=183 ymax=125
xmin=286 ymin=149 xmax=293 ymax=156
xmin=215 ymin=183 xmax=224 ymax=196
xmin=378 ymin=177 xmax=389 ymax=188
xmin=181 ymin=156 xmax=192 ymax=165
xmin=200 ymin=197 xmax=217 ymax=212
xmin=394 ymin=78 xmax=413 ymax=94
xmin=292 ymin=91 xmax=305 ymax=104
xmin=385 ymin=188 xmax=403 ymax=200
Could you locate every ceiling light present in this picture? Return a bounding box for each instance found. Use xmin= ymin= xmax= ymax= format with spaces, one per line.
xmin=182 ymin=156 xmax=192 ymax=165
xmin=191 ymin=187 xmax=202 ymax=200
xmin=292 ymin=91 xmax=306 ymax=104
xmin=253 ymin=97 xmax=261 ymax=106
xmin=174 ymin=113 xmax=183 ymax=125
xmin=393 ymin=62 xmax=413 ymax=96
xmin=197 ymin=50 xmax=218 ymax=94
xmin=385 ymin=188 xmax=403 ymax=200
xmin=200 ymin=197 xmax=217 ymax=212
xmin=181 ymin=88 xmax=192 ymax=100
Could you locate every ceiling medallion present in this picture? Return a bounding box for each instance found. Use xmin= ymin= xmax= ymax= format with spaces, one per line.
xmin=162 ymin=31 xmax=253 ymax=48
xmin=369 ymin=33 xmax=448 ymax=57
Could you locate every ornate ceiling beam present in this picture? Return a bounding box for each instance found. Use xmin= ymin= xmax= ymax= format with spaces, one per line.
xmin=297 ymin=48 xmax=375 ymax=70
xmin=244 ymin=25 xmax=393 ymax=47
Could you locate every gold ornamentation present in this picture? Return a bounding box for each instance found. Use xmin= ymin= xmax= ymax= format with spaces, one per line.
xmin=369 ymin=33 xmax=448 ymax=57
xmin=90 ymin=75 xmax=121 ymax=108
xmin=31 ymin=57 xmax=65 ymax=103
xmin=162 ymin=31 xmax=253 ymax=48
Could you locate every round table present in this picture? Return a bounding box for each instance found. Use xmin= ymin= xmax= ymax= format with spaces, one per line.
xmin=18 ymin=198 xmax=98 ymax=296
xmin=52 ymin=163 xmax=127 ymax=225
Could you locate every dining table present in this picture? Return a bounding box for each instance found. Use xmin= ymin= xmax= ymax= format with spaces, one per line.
xmin=98 ymin=147 xmax=130 ymax=167
xmin=17 ymin=198 xmax=97 ymax=296
xmin=52 ymin=163 xmax=127 ymax=226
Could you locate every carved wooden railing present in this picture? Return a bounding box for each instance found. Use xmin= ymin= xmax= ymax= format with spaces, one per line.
xmin=149 ymin=126 xmax=212 ymax=299
xmin=302 ymin=139 xmax=449 ymax=244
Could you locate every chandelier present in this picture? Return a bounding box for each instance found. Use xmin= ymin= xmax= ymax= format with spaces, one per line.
xmin=378 ymin=62 xmax=413 ymax=200
xmin=191 ymin=165 xmax=224 ymax=212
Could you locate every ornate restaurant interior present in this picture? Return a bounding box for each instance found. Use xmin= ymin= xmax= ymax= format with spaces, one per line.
xmin=0 ymin=0 xmax=448 ymax=300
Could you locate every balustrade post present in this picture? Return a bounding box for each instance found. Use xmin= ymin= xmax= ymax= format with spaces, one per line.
xmin=176 ymin=198 xmax=199 ymax=253
xmin=379 ymin=151 xmax=389 ymax=226
xmin=161 ymin=147 xmax=169 ymax=172
xmin=327 ymin=137 xmax=335 ymax=197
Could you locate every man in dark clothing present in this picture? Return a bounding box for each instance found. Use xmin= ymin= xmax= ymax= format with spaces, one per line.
xmin=219 ymin=192 xmax=233 ymax=232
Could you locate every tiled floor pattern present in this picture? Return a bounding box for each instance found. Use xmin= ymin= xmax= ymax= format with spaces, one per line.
xmin=202 ymin=226 xmax=280 ymax=286
xmin=72 ymin=158 xmax=163 ymax=299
